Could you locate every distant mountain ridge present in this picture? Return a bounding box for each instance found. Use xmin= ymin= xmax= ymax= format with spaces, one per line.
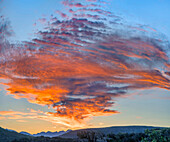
xmin=20 ymin=129 xmax=71 ymax=137
xmin=20 ymin=131 xmax=33 ymax=136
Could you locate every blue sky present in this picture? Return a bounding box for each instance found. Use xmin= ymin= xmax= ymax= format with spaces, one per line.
xmin=0 ymin=0 xmax=170 ymax=133
xmin=1 ymin=0 xmax=170 ymax=41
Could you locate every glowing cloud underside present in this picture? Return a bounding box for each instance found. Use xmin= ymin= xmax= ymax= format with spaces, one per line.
xmin=0 ymin=0 xmax=169 ymax=126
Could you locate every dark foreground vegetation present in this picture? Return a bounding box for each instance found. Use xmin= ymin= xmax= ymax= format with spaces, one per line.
xmin=11 ymin=137 xmax=75 ymax=142
xmin=0 ymin=126 xmax=170 ymax=142
xmin=106 ymin=128 xmax=170 ymax=142
xmin=76 ymin=128 xmax=170 ymax=142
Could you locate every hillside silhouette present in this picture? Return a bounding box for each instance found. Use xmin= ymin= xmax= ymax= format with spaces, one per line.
xmin=0 ymin=126 xmax=169 ymax=142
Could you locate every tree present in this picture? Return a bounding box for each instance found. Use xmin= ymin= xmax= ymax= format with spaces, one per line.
xmin=77 ymin=130 xmax=105 ymax=142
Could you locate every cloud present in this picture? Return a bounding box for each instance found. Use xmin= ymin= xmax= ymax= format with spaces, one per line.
xmin=62 ymin=1 xmax=100 ymax=8
xmin=55 ymin=10 xmax=68 ymax=19
xmin=0 ymin=109 xmax=87 ymax=128
xmin=0 ymin=0 xmax=169 ymax=128
xmin=38 ymin=18 xmax=47 ymax=24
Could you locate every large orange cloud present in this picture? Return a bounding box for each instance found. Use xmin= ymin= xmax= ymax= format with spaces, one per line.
xmin=0 ymin=0 xmax=169 ymax=127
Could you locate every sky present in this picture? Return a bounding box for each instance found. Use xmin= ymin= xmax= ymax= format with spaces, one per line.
xmin=0 ymin=0 xmax=170 ymax=134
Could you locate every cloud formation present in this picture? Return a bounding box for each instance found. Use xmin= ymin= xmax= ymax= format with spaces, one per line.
xmin=0 ymin=0 xmax=170 ymax=127
xmin=0 ymin=109 xmax=84 ymax=128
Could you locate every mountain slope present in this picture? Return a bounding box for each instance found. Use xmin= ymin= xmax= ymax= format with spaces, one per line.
xmin=0 ymin=127 xmax=74 ymax=142
xmin=0 ymin=127 xmax=31 ymax=142
xmin=60 ymin=125 xmax=166 ymax=138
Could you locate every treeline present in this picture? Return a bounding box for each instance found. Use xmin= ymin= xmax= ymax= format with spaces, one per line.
xmin=76 ymin=128 xmax=170 ymax=142
xmin=11 ymin=137 xmax=75 ymax=142
xmin=107 ymin=128 xmax=170 ymax=142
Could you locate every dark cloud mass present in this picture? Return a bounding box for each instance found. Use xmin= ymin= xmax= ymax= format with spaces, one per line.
xmin=0 ymin=0 xmax=170 ymax=125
